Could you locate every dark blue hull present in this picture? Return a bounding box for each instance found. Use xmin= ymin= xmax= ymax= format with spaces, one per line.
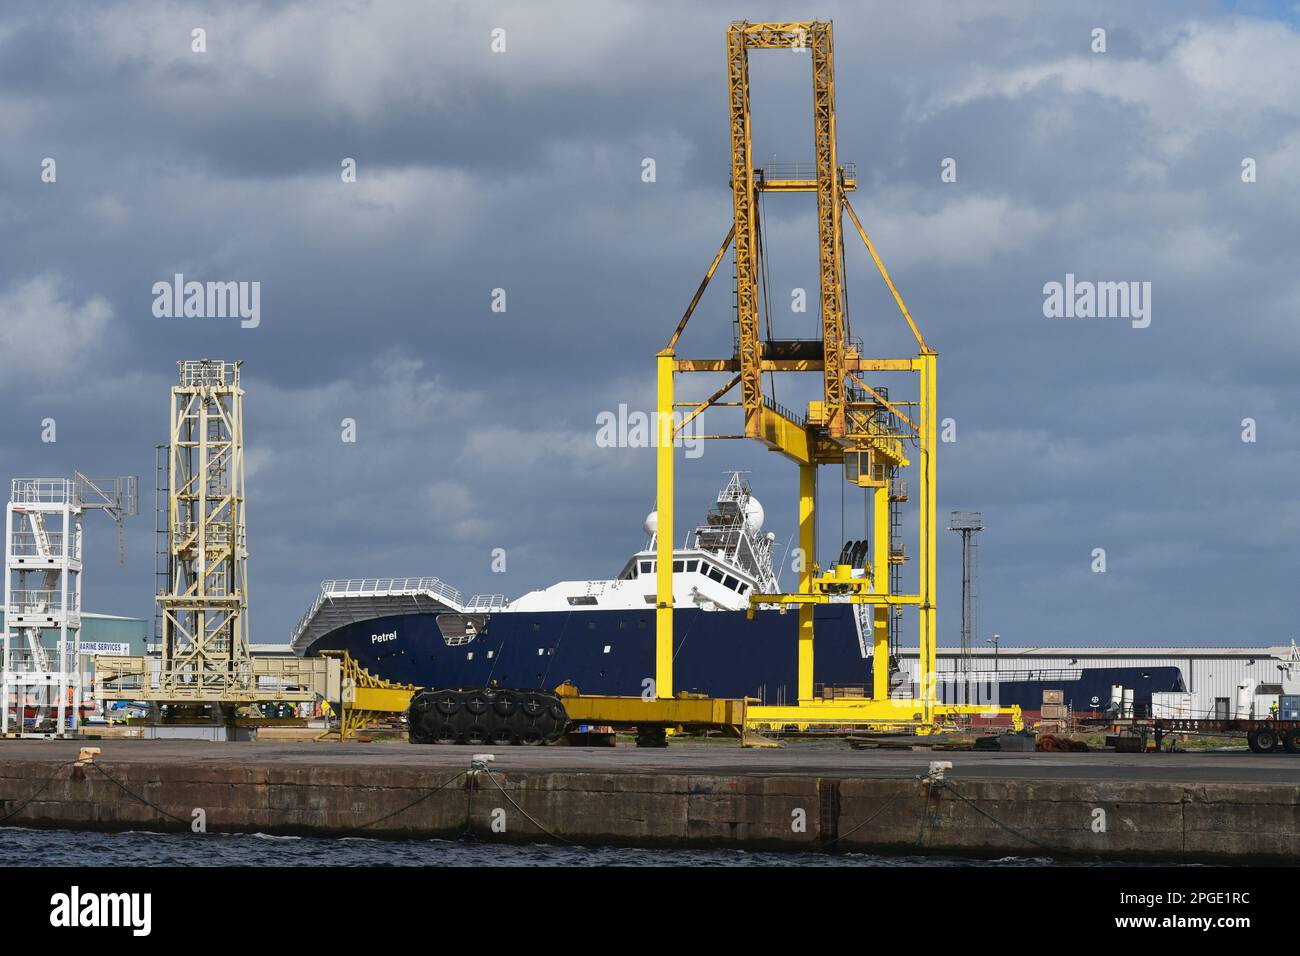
xmin=306 ymin=605 xmax=868 ymax=702
xmin=304 ymin=606 xmax=1187 ymax=713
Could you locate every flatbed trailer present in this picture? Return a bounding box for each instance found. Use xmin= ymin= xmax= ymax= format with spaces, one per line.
xmin=1105 ymin=717 xmax=1300 ymax=754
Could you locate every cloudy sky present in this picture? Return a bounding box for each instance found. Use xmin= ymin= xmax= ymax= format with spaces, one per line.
xmin=2 ymin=0 xmax=1298 ymax=650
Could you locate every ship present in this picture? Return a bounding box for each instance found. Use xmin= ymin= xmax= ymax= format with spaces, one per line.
xmin=289 ymin=473 xmax=1184 ymax=715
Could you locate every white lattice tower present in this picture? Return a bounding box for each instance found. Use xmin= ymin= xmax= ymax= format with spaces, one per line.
xmin=2 ymin=474 xmax=136 ymax=737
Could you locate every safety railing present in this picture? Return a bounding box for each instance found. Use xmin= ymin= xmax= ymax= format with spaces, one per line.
xmin=762 ymin=394 xmax=806 ymax=426
xmin=178 ymin=359 xmax=238 ymax=386
xmin=464 ymin=594 xmax=508 ymax=611
xmin=758 ymin=161 xmax=857 ymax=182
xmin=291 ymin=576 xmax=466 ymax=642
xmin=7 ymin=530 xmax=79 ymax=559
xmin=10 ymin=478 xmax=76 ymax=504
xmin=943 ymin=667 xmax=1085 ymax=684
xmin=6 ymin=589 xmax=80 ymax=614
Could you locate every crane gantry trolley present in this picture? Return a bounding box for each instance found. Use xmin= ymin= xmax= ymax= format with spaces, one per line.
xmin=655 ymin=20 xmax=1019 ymax=732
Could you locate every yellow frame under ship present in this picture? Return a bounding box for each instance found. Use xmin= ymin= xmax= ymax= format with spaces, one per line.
xmin=654 ymin=20 xmax=1020 ymax=733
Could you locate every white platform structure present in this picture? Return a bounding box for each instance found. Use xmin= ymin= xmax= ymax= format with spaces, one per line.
xmin=2 ymin=474 xmax=136 ymax=737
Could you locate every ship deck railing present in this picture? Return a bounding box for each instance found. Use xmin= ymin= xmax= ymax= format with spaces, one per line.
xmin=937 ymin=667 xmax=1085 ymax=684
xmin=289 ymin=576 xmax=470 ymax=650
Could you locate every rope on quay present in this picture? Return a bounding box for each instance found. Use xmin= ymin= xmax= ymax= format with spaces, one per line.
xmin=341 ymin=768 xmax=471 ymax=836
xmin=928 ymin=776 xmax=1075 ymax=857
xmin=87 ymin=761 xmax=191 ymax=825
xmin=829 ymin=774 xmax=1081 ymax=859
xmin=481 ymin=768 xmax=572 ymax=845
xmin=91 ymin=759 xmax=473 ymax=838
xmin=0 ymin=759 xmax=80 ymax=825
xmin=825 ymin=788 xmax=915 ymax=848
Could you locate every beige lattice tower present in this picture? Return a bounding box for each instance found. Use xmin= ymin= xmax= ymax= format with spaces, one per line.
xmin=156 ymin=359 xmax=251 ymax=702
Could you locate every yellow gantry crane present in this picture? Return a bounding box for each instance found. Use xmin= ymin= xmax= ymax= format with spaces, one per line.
xmin=656 ymin=20 xmax=1019 ymax=732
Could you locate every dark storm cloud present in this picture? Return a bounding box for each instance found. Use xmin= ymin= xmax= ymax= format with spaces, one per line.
xmin=1 ymin=0 xmax=1297 ymax=649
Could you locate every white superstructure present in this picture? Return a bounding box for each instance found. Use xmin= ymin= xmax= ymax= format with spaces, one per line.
xmin=290 ymin=473 xmax=781 ymax=653
xmin=508 ymin=472 xmax=777 ymax=613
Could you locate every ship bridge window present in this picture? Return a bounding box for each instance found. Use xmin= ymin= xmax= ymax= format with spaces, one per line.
xmin=673 ymin=560 xmax=685 ymax=572
xmin=639 ymin=560 xmax=653 ymax=574
xmin=723 ymin=574 xmax=740 ymax=591
xmin=707 ymin=566 xmax=725 ymax=583
xmin=567 ymin=595 xmax=598 ymax=606
xmin=738 ymin=583 xmax=749 ymax=594
xmin=686 ymin=560 xmax=699 ymax=572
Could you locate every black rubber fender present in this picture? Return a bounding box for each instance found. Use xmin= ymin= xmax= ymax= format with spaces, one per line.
xmin=433 ymin=690 xmax=462 ymax=716
xmin=492 ymin=690 xmax=519 ymax=718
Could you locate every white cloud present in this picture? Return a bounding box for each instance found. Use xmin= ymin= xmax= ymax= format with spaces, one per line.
xmin=924 ymin=19 xmax=1300 ymax=155
xmin=869 ymin=193 xmax=1049 ymax=269
xmin=0 ymin=275 xmax=112 ymax=381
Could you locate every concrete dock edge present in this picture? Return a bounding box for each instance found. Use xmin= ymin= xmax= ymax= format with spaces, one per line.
xmin=3 ymin=753 xmax=1297 ymax=862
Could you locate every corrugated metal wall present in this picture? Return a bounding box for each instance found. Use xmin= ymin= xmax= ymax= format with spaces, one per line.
xmin=892 ymin=647 xmax=1297 ymax=716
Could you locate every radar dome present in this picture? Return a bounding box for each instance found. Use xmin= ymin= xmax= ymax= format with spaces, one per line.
xmin=743 ymin=497 xmax=765 ymax=534
xmin=644 ymin=510 xmax=658 ymax=535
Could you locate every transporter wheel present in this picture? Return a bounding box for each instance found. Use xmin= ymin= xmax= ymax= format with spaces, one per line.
xmin=407 ymin=693 xmax=440 ymax=744
xmin=1284 ymin=728 xmax=1300 ymax=755
xmin=493 ymin=691 xmax=519 ymax=718
xmin=1254 ymin=728 xmax=1279 ymax=753
xmin=434 ymin=691 xmax=462 ymax=717
xmin=412 ymin=715 xmax=440 ymax=744
xmin=636 ymin=727 xmax=669 ymax=748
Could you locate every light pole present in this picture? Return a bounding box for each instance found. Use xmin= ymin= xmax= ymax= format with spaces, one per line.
xmin=987 ymin=633 xmax=1001 ymax=674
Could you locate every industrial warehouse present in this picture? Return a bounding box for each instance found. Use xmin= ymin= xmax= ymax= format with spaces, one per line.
xmin=915 ymin=644 xmax=1300 ymax=722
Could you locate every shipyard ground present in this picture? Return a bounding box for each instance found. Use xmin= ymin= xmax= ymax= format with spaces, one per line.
xmin=2 ymin=738 xmax=1297 ymax=863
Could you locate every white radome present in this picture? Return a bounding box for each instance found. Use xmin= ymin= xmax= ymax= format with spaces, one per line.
xmin=743 ymin=497 xmax=764 ymax=534
xmin=644 ymin=510 xmax=658 ymax=536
